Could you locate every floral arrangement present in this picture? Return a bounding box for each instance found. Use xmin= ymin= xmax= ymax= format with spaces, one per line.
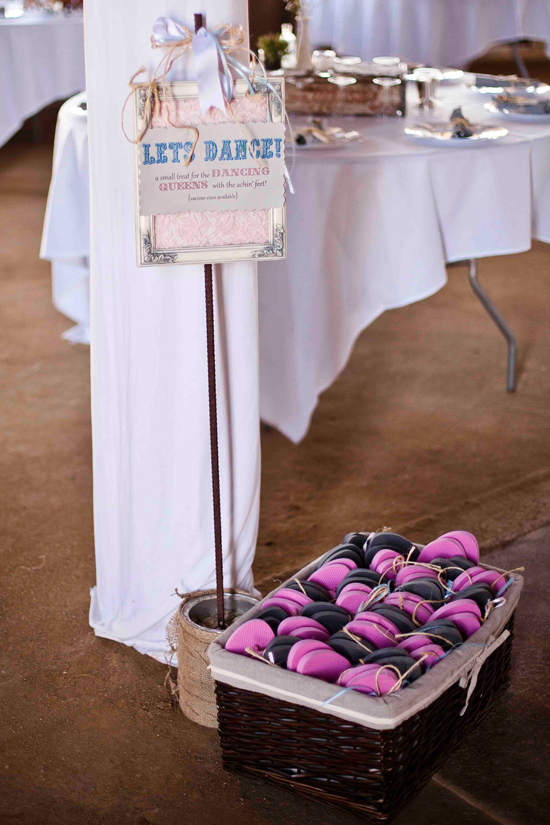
xmin=258 ymin=32 xmax=290 ymax=71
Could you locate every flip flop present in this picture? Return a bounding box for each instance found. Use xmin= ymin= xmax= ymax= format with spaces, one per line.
xmin=335 ymin=583 xmax=373 ymax=614
xmin=328 ymin=636 xmax=373 ymax=665
xmin=261 ymin=597 xmax=301 ymax=616
xmin=470 ymin=569 xmax=508 ymax=592
xmin=452 ymin=583 xmax=495 ymax=612
xmin=308 ymin=562 xmax=354 ymax=594
xmin=286 ymin=640 xmax=332 ymax=672
xmin=354 ymin=611 xmax=401 ymax=635
xmin=453 ymin=567 xmax=486 ymax=592
xmin=368 ymin=533 xmax=417 ymax=554
xmin=395 ymin=566 xmax=439 ymax=587
xmin=273 ymin=588 xmax=314 ymax=608
xmin=443 ymin=612 xmax=481 ymax=639
xmin=370 ymin=604 xmax=417 ymax=634
xmin=264 ymin=636 xmax=301 ymax=667
xmin=431 ymin=599 xmax=482 ymax=621
xmin=336 ymin=570 xmax=383 ymax=595
xmin=410 ymin=643 xmax=446 ymax=668
xmin=398 ymin=634 xmax=434 ymax=654
xmin=225 ymin=619 xmax=275 ymax=656
xmin=296 ymin=647 xmax=350 ymax=682
xmin=385 ymin=592 xmax=434 ymax=624
xmin=277 ymin=616 xmax=330 ymax=641
xmin=371 ymin=549 xmax=405 ymax=580
xmin=344 ymin=666 xmax=401 ymax=695
xmin=418 ymin=537 xmax=466 ymax=563
xmin=319 ymin=544 xmax=364 ymax=569
xmin=285 ymin=580 xmax=332 ymax=602
xmin=345 ymin=620 xmax=398 ymax=649
xmin=398 ymin=577 xmax=446 ymax=602
xmin=440 ymin=530 xmax=479 ymax=564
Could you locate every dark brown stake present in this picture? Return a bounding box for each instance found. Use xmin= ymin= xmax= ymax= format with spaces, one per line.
xmin=195 ymin=12 xmax=225 ymax=629
xmin=204 ymin=264 xmax=225 ymax=629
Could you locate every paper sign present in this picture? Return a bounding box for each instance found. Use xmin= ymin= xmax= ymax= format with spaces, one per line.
xmin=133 ymin=78 xmax=287 ymax=266
xmin=139 ymin=122 xmax=286 ymax=216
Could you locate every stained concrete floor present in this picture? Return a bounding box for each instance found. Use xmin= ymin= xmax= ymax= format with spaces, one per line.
xmin=1 ymin=130 xmax=549 ymax=824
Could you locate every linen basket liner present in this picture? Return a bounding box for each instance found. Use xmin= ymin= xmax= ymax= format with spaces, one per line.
xmin=209 ymin=550 xmax=523 ymax=731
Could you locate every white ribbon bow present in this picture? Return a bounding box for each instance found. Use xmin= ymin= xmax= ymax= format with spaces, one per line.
xmin=151 ymin=16 xmax=228 ymax=115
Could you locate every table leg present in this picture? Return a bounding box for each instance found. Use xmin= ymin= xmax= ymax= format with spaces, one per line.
xmin=467 ymin=259 xmax=517 ymax=393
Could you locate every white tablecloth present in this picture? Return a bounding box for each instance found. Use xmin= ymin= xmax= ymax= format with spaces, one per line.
xmin=40 ymin=92 xmax=89 ymax=343
xmin=310 ymin=0 xmax=550 ymax=67
xmin=42 ymin=81 xmax=550 ymax=445
xmin=84 ymin=0 xmax=260 ymax=664
xmin=0 ymin=9 xmax=85 ymax=148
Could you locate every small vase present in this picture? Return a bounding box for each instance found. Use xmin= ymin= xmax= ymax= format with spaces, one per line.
xmin=295 ymin=15 xmax=313 ymax=73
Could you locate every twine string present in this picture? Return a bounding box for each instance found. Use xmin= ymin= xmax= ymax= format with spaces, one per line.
xmin=121 ymin=23 xmax=244 ymax=148
xmin=291 ymin=577 xmax=308 ymax=597
xmin=356 ymin=584 xmax=389 ymax=614
xmin=244 ymin=646 xmax=278 ymax=666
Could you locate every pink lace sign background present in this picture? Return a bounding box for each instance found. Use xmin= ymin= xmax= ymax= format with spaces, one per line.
xmin=151 ymin=95 xmax=270 ymax=249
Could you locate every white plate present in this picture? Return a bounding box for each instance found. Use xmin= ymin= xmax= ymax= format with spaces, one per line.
xmin=405 ymin=121 xmax=508 ymax=146
xmin=484 ymin=101 xmax=550 ymax=122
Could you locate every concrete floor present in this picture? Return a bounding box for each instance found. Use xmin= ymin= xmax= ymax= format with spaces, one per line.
xmin=1 ymin=125 xmax=549 ymax=823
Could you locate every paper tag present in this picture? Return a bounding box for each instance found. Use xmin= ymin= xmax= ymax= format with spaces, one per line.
xmin=138 ymin=122 xmax=285 ymax=216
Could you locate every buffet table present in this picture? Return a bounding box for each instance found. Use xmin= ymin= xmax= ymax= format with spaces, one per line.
xmin=0 ymin=8 xmax=85 ymax=148
xmin=310 ymin=0 xmax=550 ymax=67
xmin=41 ymin=80 xmax=550 ymax=441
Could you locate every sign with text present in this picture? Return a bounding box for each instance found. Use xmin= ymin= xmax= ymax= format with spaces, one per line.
xmin=139 ymin=123 xmax=286 ymax=216
xmin=133 ymin=78 xmax=287 ymax=266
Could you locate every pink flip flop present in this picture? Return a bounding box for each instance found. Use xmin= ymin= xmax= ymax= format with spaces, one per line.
xmin=295 ymin=648 xmax=350 ymax=682
xmin=453 ymin=567 xmax=486 ymax=592
xmin=418 ymin=537 xmax=466 ymax=563
xmin=261 ymin=597 xmax=302 ymax=616
xmin=398 ymin=634 xmax=433 ymax=654
xmin=440 ymin=531 xmax=479 ymax=564
xmin=371 ymin=549 xmax=405 ymax=581
xmin=385 ymin=593 xmax=435 ymax=625
xmin=354 ymin=611 xmax=400 ymax=635
xmin=444 ymin=612 xmax=481 ymax=639
xmin=395 ymin=566 xmax=439 ymax=587
xmin=335 ymin=583 xmax=373 ymax=614
xmin=345 ymin=621 xmax=398 ymax=649
xmin=308 ymin=562 xmax=353 ymax=595
xmin=277 ymin=616 xmax=330 ymax=642
xmin=324 ymin=558 xmax=358 ymax=571
xmin=286 ymin=640 xmax=332 ymax=672
xmin=225 ymin=619 xmax=275 ymax=656
xmin=344 ymin=666 xmax=400 ymax=695
xmin=273 ymin=588 xmax=314 ymax=608
xmin=470 ymin=569 xmax=507 ymax=593
xmin=430 ymin=599 xmax=482 ymax=620
xmin=410 ymin=643 xmax=446 ymax=668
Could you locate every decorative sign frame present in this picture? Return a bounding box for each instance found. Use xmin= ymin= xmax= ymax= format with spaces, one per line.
xmin=133 ymin=78 xmax=286 ymax=266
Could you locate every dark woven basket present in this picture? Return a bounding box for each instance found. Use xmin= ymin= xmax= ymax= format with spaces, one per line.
xmin=215 ymin=616 xmax=514 ymax=822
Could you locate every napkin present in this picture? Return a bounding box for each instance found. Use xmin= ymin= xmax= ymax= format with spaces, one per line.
xmin=450 ymin=107 xmax=474 ymax=138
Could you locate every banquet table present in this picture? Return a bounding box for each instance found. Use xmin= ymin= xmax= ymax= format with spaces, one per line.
xmin=0 ymin=8 xmax=85 ymax=148
xmin=310 ymin=0 xmax=550 ymax=68
xmin=41 ymin=79 xmax=550 ymax=442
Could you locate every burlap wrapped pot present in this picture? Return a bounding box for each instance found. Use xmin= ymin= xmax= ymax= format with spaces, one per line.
xmin=167 ymin=589 xmax=259 ymax=728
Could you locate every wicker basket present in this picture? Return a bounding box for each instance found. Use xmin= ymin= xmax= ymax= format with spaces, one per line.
xmin=209 ymin=553 xmax=522 ymax=821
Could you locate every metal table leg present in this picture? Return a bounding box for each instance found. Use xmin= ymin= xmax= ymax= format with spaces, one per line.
xmin=468 ymin=259 xmax=517 ymax=392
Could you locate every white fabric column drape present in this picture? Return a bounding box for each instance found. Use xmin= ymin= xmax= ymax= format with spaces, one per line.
xmin=85 ymin=0 xmax=260 ymax=663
